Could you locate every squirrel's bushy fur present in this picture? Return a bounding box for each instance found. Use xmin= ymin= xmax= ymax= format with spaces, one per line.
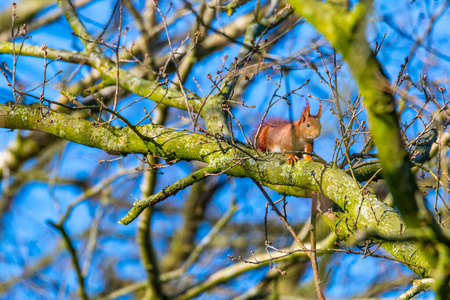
xmin=255 ymin=101 xmax=322 ymax=164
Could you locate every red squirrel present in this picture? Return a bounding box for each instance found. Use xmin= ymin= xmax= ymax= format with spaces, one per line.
xmin=255 ymin=100 xmax=322 ymax=164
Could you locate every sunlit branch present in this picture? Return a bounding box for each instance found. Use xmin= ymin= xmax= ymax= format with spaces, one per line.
xmin=0 ymin=104 xmax=435 ymax=277
xmin=119 ymin=166 xmax=221 ymax=224
xmin=0 ymin=42 xmax=203 ymax=112
xmin=397 ymin=278 xmax=434 ymax=300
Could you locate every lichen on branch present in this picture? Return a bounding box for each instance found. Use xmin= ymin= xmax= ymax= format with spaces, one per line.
xmin=0 ymin=102 xmax=434 ymax=277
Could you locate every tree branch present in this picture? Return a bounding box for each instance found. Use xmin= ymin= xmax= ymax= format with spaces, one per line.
xmin=0 ymin=103 xmax=435 ymax=277
xmin=119 ymin=166 xmax=220 ymax=225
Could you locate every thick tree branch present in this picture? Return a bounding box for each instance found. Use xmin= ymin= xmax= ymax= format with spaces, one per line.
xmin=288 ymin=0 xmax=428 ymax=231
xmin=0 ymin=42 xmax=203 ymax=112
xmin=57 ymin=0 xmax=102 ymax=54
xmin=0 ymin=103 xmax=434 ymax=277
xmin=287 ymin=0 xmax=448 ymax=286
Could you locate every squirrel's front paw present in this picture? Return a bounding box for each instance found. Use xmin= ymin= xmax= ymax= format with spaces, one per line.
xmin=287 ymin=155 xmax=299 ymax=165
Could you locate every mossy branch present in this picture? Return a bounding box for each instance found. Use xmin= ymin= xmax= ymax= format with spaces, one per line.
xmin=57 ymin=0 xmax=102 ymax=54
xmin=286 ymin=0 xmax=438 ymax=234
xmin=0 ymin=103 xmax=435 ymax=277
xmin=0 ymin=42 xmax=203 ymax=112
xmin=119 ymin=166 xmax=220 ymax=225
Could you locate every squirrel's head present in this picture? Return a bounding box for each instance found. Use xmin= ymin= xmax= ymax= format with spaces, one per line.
xmin=298 ymin=100 xmax=322 ymax=139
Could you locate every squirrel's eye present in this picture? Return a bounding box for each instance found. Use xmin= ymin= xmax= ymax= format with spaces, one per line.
xmin=306 ymin=123 xmax=311 ymax=127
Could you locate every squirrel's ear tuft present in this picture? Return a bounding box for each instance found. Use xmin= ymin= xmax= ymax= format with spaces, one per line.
xmin=302 ymin=99 xmax=311 ymax=119
xmin=315 ymin=101 xmax=322 ymax=117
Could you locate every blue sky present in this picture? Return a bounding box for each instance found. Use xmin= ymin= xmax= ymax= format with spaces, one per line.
xmin=1 ymin=0 xmax=449 ymax=298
